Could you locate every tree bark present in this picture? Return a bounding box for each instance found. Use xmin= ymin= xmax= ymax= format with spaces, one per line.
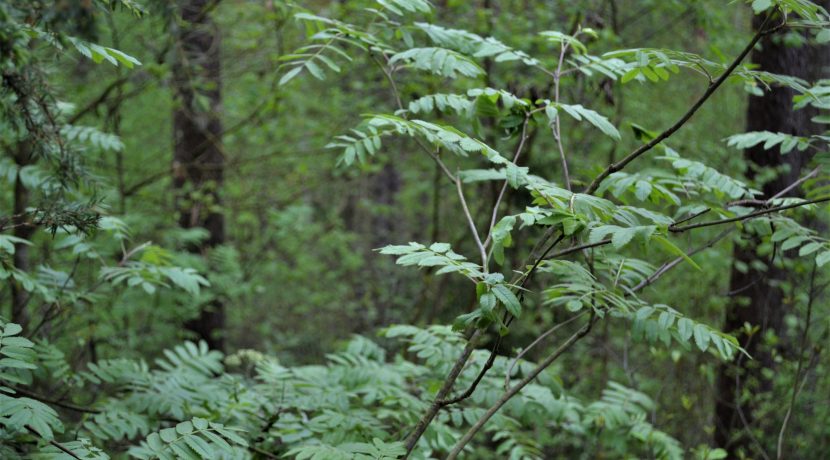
xmin=10 ymin=145 xmax=33 ymax=329
xmin=714 ymin=7 xmax=829 ymax=455
xmin=172 ymin=0 xmax=225 ymax=350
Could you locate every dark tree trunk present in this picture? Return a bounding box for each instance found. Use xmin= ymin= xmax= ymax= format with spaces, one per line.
xmin=368 ymin=161 xmax=400 ymax=327
xmin=10 ymin=145 xmax=33 ymax=329
xmin=172 ymin=0 xmax=225 ymax=350
xmin=714 ymin=7 xmax=829 ymax=455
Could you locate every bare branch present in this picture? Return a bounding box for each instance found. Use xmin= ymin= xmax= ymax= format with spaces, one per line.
xmin=484 ymin=116 xmax=530 ymax=248
xmin=769 ymin=166 xmax=820 ymax=202
xmin=669 ymin=196 xmax=830 ymax=233
xmin=553 ymin=40 xmax=572 ymax=191
xmin=545 ymin=237 xmax=612 ymax=259
xmin=25 ymin=426 xmax=81 ymax=459
xmin=12 ymin=387 xmax=101 ymax=415
xmin=439 ymin=335 xmax=503 ymax=407
xmin=776 ymin=262 xmax=818 ymax=459
xmin=631 ymin=228 xmax=733 ymax=292
xmin=456 ymin=176 xmax=488 ymax=270
xmin=583 ymin=11 xmax=775 ymax=195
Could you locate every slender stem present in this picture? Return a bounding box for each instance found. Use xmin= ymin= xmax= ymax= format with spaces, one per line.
xmin=504 ymin=311 xmax=587 ymax=390
xmin=553 ymin=41 xmax=572 ymax=191
xmin=439 ymin=335 xmax=502 ymax=406
xmin=545 ymin=238 xmax=612 ymax=259
xmin=776 ymin=262 xmax=817 ymax=460
xmin=372 ymin=53 xmax=458 ymax=184
xmin=484 ymin=116 xmax=530 ymax=248
xmin=12 ymin=387 xmax=101 ymax=414
xmin=544 ymin=196 xmax=826 ymax=262
xmin=371 ymin=53 xmax=404 ymax=112
xmin=421 ymin=142 xmax=457 ymax=182
xmin=631 ymin=229 xmax=733 ymax=292
xmin=769 ymin=166 xmax=820 ymax=202
xmin=25 ymin=426 xmax=81 ymax=459
xmin=456 ymin=176 xmax=488 ymax=270
xmin=669 ymin=196 xmax=830 ymax=233
xmin=673 ymin=207 xmax=711 ymax=226
xmin=583 ymin=11 xmax=775 ymax=195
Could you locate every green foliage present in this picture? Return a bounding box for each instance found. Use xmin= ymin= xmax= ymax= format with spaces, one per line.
xmin=128 ymin=419 xmax=247 ymax=459
xmin=1 ymin=0 xmax=829 ymax=459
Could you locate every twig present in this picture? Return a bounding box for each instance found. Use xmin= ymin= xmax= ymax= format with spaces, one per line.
xmin=673 ymin=207 xmax=711 ymax=226
xmin=631 ymin=228 xmax=733 ymax=291
xmin=669 ymin=196 xmax=830 ymax=233
xmin=484 ymin=116 xmax=530 ymax=248
xmin=411 ymin=140 xmax=456 ymax=183
xmin=13 ymin=387 xmax=101 ymax=414
xmin=370 ymin=53 xmax=404 ymax=112
xmin=248 ymin=445 xmax=280 ymax=459
xmin=544 ymin=197 xmax=825 ymax=260
xmin=545 ymin=238 xmax=612 ymax=259
xmin=553 ymin=40 xmax=572 ymax=191
xmin=583 ymin=10 xmax=775 ymax=195
xmin=456 ymin=176 xmax=488 ymax=270
xmin=446 ymin=314 xmax=596 ymax=459
xmin=25 ymin=426 xmax=81 ymax=459
xmin=504 ymin=311 xmax=587 ymax=390
xmin=776 ymin=262 xmax=817 ymax=459
xmin=438 ymin=335 xmax=503 ymax=406
xmin=769 ymin=166 xmax=820 ymax=202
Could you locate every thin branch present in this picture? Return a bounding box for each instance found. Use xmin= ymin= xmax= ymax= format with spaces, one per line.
xmin=439 ymin=335 xmax=503 ymax=407
xmin=422 ymin=142 xmax=457 ymax=182
xmin=248 ymin=445 xmax=280 ymax=459
xmin=402 ymin=330 xmax=482 ymax=457
xmin=545 ymin=238 xmax=612 ymax=259
xmin=553 ymin=40 xmax=572 ymax=191
xmin=669 ymin=196 xmax=830 ymax=233
xmin=504 ymin=310 xmax=587 ymax=390
xmin=13 ymin=387 xmax=101 ymax=414
xmin=544 ymin=196 xmax=826 ymax=261
xmin=68 ymin=75 xmax=132 ymax=124
xmin=769 ymin=166 xmax=820 ymax=202
xmin=446 ymin=315 xmax=596 ymax=459
xmin=456 ymin=176 xmax=488 ymax=270
xmin=631 ymin=228 xmax=733 ymax=292
xmin=484 ymin=116 xmax=530 ymax=248
xmin=728 ymin=166 xmax=821 ymax=207
xmin=776 ymin=262 xmax=817 ymax=460
xmin=583 ymin=10 xmax=775 ymax=195
xmin=25 ymin=426 xmax=81 ymax=459
xmin=673 ymin=207 xmax=711 ymax=226
xmin=371 ymin=53 xmax=404 ymax=112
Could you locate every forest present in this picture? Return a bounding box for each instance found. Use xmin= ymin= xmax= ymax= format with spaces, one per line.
xmin=0 ymin=0 xmax=829 ymax=458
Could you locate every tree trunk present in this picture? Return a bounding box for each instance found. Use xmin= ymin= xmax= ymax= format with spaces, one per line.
xmin=714 ymin=7 xmax=829 ymax=455
xmin=10 ymin=145 xmax=33 ymax=329
xmin=172 ymin=0 xmax=225 ymax=350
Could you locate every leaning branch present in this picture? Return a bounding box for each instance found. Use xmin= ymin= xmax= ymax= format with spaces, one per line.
xmin=669 ymin=196 xmax=830 ymax=233
xmin=402 ymin=329 xmax=482 ymax=456
xmin=583 ymin=11 xmax=775 ymax=195
xmin=25 ymin=426 xmax=82 ymax=459
xmin=456 ymin=177 xmax=489 ymax=270
xmin=13 ymin=387 xmax=101 ymax=414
